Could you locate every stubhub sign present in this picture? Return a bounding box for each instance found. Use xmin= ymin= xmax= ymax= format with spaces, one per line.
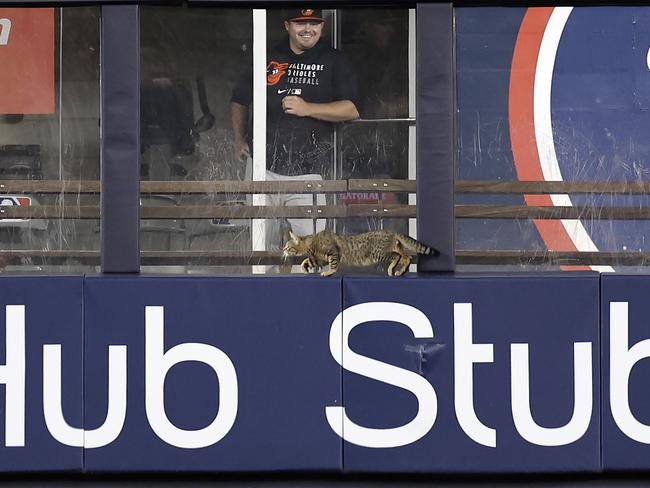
xmin=0 ymin=273 xmax=650 ymax=472
xmin=602 ymin=274 xmax=650 ymax=471
xmin=341 ymin=275 xmax=600 ymax=472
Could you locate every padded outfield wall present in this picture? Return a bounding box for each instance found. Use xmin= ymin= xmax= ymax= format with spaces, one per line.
xmin=0 ymin=273 xmax=646 ymax=473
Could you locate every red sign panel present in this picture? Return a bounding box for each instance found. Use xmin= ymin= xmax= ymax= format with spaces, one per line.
xmin=0 ymin=9 xmax=54 ymax=114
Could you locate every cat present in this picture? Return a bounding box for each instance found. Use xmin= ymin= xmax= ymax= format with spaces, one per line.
xmin=282 ymin=229 xmax=439 ymax=277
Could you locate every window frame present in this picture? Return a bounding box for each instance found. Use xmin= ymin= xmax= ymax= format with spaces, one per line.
xmin=4 ymin=2 xmax=455 ymax=274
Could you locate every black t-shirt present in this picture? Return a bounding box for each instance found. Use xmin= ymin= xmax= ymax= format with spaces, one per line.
xmin=231 ymin=40 xmax=358 ymax=176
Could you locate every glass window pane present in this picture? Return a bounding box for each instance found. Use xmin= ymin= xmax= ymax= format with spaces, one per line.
xmin=338 ymin=9 xmax=413 ymax=243
xmin=140 ymin=6 xmax=415 ymax=275
xmin=0 ymin=7 xmax=100 ymax=272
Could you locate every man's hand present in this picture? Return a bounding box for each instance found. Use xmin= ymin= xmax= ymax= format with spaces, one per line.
xmin=282 ymin=98 xmax=359 ymax=122
xmin=282 ymin=96 xmax=312 ymax=118
xmin=235 ymin=140 xmax=251 ymax=161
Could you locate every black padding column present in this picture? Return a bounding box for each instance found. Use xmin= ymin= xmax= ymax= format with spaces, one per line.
xmin=100 ymin=5 xmax=140 ymax=273
xmin=416 ymin=3 xmax=455 ymax=272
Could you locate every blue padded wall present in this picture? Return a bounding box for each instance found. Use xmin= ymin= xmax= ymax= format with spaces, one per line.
xmin=0 ymin=272 xmax=623 ymax=472
xmin=601 ymin=274 xmax=650 ymax=470
xmin=341 ymin=274 xmax=600 ymax=473
xmin=83 ymin=275 xmax=342 ymax=471
xmin=0 ymin=276 xmax=83 ymax=471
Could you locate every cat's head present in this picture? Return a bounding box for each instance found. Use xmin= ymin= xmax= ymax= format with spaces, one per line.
xmin=282 ymin=231 xmax=309 ymax=257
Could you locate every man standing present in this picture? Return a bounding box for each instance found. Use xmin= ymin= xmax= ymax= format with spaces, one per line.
xmin=231 ymin=8 xmax=359 ymax=245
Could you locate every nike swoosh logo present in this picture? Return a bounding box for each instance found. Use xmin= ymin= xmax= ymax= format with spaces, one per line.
xmin=277 ymin=89 xmax=288 ymax=94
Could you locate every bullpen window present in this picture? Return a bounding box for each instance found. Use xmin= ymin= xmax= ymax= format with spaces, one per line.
xmin=0 ymin=7 xmax=100 ymax=272
xmin=456 ymin=6 xmax=650 ymax=272
xmin=139 ymin=6 xmax=416 ymax=274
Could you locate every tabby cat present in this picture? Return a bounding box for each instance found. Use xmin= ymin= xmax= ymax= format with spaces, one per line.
xmin=282 ymin=229 xmax=439 ymax=277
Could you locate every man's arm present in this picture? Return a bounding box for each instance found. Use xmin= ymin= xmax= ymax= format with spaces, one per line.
xmin=230 ymin=101 xmax=251 ymax=160
xmin=281 ymin=97 xmax=359 ymax=122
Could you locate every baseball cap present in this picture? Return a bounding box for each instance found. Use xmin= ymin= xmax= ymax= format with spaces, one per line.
xmin=285 ymin=9 xmax=325 ymax=23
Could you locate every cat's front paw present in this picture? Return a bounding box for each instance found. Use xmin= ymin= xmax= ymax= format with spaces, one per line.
xmin=300 ymin=258 xmax=312 ymax=273
xmin=320 ymin=269 xmax=337 ymax=277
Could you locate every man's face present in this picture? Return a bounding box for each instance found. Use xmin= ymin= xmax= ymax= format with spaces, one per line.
xmin=285 ymin=20 xmax=324 ymax=53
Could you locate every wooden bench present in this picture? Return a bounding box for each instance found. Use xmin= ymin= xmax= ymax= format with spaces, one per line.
xmin=0 ymin=179 xmax=415 ymax=267
xmin=0 ymin=178 xmax=645 ymax=268
xmin=456 ymin=180 xmax=650 ymax=267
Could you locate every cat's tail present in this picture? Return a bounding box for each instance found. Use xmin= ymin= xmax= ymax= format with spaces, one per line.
xmin=397 ymin=234 xmax=440 ymax=256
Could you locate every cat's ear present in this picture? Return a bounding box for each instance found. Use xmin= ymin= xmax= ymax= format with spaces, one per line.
xmin=289 ymin=231 xmax=299 ymax=241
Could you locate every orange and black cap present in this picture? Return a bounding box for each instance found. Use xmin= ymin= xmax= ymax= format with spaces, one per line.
xmin=285 ymin=9 xmax=325 ymax=23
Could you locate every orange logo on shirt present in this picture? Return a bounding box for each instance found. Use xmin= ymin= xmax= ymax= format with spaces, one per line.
xmin=267 ymin=61 xmax=289 ymax=86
